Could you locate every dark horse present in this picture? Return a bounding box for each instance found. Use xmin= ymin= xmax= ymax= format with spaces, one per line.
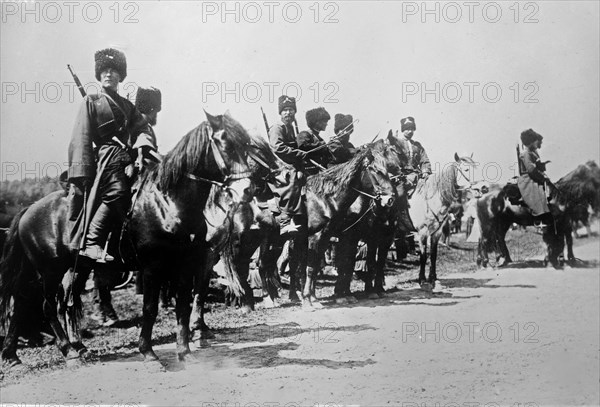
xmin=332 ymin=139 xmax=408 ymax=302
xmin=301 ymin=147 xmax=397 ymax=307
xmin=0 ymin=112 xmax=267 ymax=367
xmin=475 ymin=160 xmax=600 ymax=268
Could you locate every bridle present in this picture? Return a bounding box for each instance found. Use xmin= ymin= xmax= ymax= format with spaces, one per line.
xmin=352 ymin=162 xmax=394 ymax=206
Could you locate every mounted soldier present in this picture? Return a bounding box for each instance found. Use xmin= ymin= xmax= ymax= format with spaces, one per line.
xmin=297 ymin=107 xmax=333 ymax=175
xmin=517 ymin=128 xmax=555 ymax=228
xmin=387 ymin=116 xmax=432 ymax=192
xmin=67 ymin=48 xmax=156 ymax=263
xmin=328 ymin=113 xmax=357 ymax=165
xmin=268 ymin=95 xmax=309 ymax=234
xmin=92 ymin=85 xmax=163 ymax=326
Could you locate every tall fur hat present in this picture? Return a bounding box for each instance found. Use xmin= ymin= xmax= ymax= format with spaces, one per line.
xmin=278 ymin=95 xmax=296 ymax=114
xmin=520 ymin=128 xmax=541 ymax=146
xmin=305 ymin=107 xmax=331 ymax=129
xmin=94 ymin=48 xmax=127 ymax=82
xmin=334 ymin=113 xmax=354 ymax=135
xmin=135 ymin=86 xmax=162 ymax=114
xmin=400 ymin=116 xmax=416 ymax=132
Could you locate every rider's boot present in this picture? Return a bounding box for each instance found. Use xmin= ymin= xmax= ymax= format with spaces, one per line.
xmin=79 ymin=203 xmax=115 ymax=262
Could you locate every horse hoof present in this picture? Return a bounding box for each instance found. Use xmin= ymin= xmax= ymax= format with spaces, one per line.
xmin=432 ymin=281 xmax=446 ymax=293
xmin=65 ymin=356 xmax=84 ymax=369
xmin=419 ymin=282 xmax=431 ymax=291
xmin=240 ymin=305 xmax=253 ymax=315
xmin=368 ymin=292 xmax=379 ymax=300
xmin=377 ymin=291 xmax=386 ymax=298
xmin=200 ymin=329 xmax=215 ymax=340
xmin=177 ymin=350 xmax=192 ymax=362
xmin=2 ymin=357 xmax=23 ymax=369
xmin=144 ymin=359 xmax=165 ymax=373
xmin=335 ymin=297 xmax=349 ymax=305
xmin=346 ymin=296 xmax=358 ymax=304
xmin=72 ymin=343 xmax=88 ymax=355
xmin=311 ymin=301 xmax=324 ymax=310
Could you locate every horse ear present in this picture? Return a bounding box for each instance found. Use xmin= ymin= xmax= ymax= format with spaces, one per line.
xmin=470 ymin=152 xmax=473 ymax=158
xmin=204 ymin=110 xmax=223 ymax=131
xmin=387 ymin=129 xmax=393 ymax=139
xmin=224 ymin=109 xmax=231 ymax=118
xmin=454 ymin=152 xmax=460 ymax=162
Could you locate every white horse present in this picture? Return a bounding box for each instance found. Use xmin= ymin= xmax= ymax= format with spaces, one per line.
xmin=408 ymin=153 xmax=476 ymax=292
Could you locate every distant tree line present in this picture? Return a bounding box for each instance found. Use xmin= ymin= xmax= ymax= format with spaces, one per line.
xmin=0 ymin=177 xmax=63 ymax=211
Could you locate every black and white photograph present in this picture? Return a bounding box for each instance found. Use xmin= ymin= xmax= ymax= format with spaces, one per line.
xmin=0 ymin=1 xmax=599 ymax=405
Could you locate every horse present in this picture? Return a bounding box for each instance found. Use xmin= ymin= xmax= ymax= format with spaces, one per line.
xmin=332 ymin=139 xmax=409 ymax=302
xmin=0 ymin=111 xmax=266 ymax=367
xmin=407 ymin=153 xmax=476 ymax=291
xmin=475 ymin=160 xmax=600 ymax=268
xmin=190 ymin=131 xmax=283 ymax=327
xmin=301 ymin=146 xmax=397 ymax=308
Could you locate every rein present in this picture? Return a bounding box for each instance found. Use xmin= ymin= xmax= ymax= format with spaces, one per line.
xmin=341 ymin=200 xmax=376 ymax=233
xmin=351 ymin=163 xmax=389 ymax=203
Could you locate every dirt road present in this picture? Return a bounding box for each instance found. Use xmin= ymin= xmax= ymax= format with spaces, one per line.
xmin=1 ymin=241 xmax=598 ymax=406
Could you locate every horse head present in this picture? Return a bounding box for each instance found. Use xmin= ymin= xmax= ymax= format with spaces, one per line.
xmin=203 ymin=110 xmax=255 ymax=204
xmin=366 ymin=147 xmax=397 ymax=208
xmin=453 ymin=152 xmax=477 ymax=191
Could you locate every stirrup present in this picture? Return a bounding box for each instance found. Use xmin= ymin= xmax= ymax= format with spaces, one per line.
xmin=79 ymin=245 xmax=115 ymax=262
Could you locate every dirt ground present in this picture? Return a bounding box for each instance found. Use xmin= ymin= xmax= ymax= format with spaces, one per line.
xmin=1 ymin=229 xmax=599 ymax=406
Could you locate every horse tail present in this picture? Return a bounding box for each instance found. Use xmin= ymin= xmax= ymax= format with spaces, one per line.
xmin=0 ymin=208 xmax=31 ymax=325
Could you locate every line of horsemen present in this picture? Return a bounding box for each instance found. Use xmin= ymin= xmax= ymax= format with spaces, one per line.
xmin=58 ymin=48 xmax=556 ymax=325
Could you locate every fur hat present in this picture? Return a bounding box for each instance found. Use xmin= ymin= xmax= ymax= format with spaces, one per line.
xmin=305 ymin=107 xmax=331 ymax=129
xmin=278 ymin=95 xmax=296 ymax=114
xmin=520 ymin=128 xmax=541 ymax=146
xmin=94 ymin=48 xmax=127 ymax=82
xmin=135 ymin=86 xmax=162 ymax=114
xmin=400 ymin=116 xmax=416 ymax=132
xmin=334 ymin=113 xmax=354 ymax=135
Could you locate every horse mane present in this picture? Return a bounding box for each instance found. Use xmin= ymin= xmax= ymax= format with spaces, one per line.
xmin=555 ymin=160 xmax=600 ymax=210
xmin=147 ymin=113 xmax=254 ymax=192
xmin=369 ymin=139 xmax=407 ymax=174
xmin=307 ymin=148 xmax=371 ymax=196
xmin=155 ymin=123 xmax=211 ymax=191
xmin=418 ymin=162 xmax=460 ymax=206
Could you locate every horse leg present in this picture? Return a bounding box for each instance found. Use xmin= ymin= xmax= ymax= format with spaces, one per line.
xmin=63 ymin=266 xmax=92 ymax=354
xmin=418 ymin=235 xmax=428 ymax=286
xmin=258 ymin=227 xmax=283 ymax=307
xmin=364 ymin=239 xmax=376 ymax=295
xmin=374 ymin=236 xmax=392 ymax=297
xmin=138 ymin=268 xmax=161 ymax=362
xmin=1 ymin=296 xmax=24 ymax=367
xmin=190 ymin=248 xmax=216 ymax=337
xmin=175 ymin=266 xmax=194 ymax=361
xmin=41 ymin=281 xmax=80 ymax=363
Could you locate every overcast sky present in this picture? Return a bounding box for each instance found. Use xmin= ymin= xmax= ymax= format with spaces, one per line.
xmin=1 ymin=0 xmax=598 ymax=184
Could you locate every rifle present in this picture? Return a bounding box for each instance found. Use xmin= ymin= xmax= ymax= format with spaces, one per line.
xmin=261 ymin=107 xmax=270 ymax=135
xmin=305 ymin=118 xmax=359 ymax=154
xmin=67 ymin=64 xmax=86 ymax=98
xmin=516 ymin=144 xmax=524 ymax=176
